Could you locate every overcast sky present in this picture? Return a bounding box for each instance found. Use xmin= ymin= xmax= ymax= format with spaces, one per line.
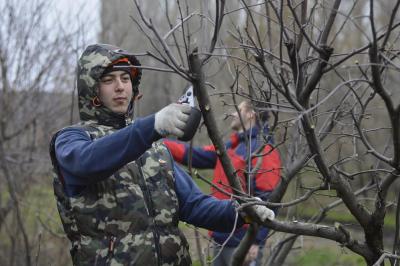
xmin=50 ymin=0 xmax=100 ymax=43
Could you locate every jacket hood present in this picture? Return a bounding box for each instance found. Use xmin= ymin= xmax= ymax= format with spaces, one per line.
xmin=77 ymin=44 xmax=142 ymax=128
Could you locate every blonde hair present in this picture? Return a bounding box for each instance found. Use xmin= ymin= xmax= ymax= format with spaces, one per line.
xmin=241 ymin=100 xmax=269 ymax=125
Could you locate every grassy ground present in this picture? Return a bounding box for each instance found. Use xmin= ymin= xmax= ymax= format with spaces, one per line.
xmin=288 ymin=246 xmax=365 ymax=266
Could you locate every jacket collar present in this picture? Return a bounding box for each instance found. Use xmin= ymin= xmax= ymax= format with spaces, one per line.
xmin=230 ymin=124 xmax=272 ymax=149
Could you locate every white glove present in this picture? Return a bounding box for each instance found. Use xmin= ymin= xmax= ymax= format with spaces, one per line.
xmin=252 ymin=203 xmax=275 ymax=222
xmin=155 ymin=103 xmax=191 ymax=138
xmin=248 ymin=197 xmax=275 ymax=222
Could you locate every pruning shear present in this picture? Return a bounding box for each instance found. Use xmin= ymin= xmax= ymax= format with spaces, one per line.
xmin=178 ymin=85 xmax=195 ymax=107
xmin=177 ymin=85 xmax=201 ymax=141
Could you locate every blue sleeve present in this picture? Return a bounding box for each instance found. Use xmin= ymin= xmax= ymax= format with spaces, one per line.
xmin=163 ymin=139 xmax=217 ymax=169
xmin=253 ymin=180 xmax=272 ymax=201
xmin=55 ymin=115 xmax=159 ymax=185
xmin=182 ymin=145 xmax=217 ymax=169
xmin=174 ymin=163 xmax=244 ymax=231
xmin=255 ymin=227 xmax=270 ymax=245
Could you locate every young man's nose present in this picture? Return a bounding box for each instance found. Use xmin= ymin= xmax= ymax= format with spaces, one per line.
xmin=114 ymin=78 xmax=125 ymax=91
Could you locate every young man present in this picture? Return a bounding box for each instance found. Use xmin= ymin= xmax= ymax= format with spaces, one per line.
xmin=164 ymin=100 xmax=281 ymax=266
xmin=49 ymin=44 xmax=274 ymax=266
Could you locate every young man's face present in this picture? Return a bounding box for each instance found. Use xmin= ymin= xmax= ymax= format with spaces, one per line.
xmin=230 ymin=101 xmax=255 ymax=132
xmin=98 ymin=71 xmax=133 ymax=114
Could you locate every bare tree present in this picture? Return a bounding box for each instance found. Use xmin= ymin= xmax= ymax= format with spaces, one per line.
xmin=97 ymin=0 xmax=400 ymax=265
xmin=0 ymin=1 xmax=90 ymax=265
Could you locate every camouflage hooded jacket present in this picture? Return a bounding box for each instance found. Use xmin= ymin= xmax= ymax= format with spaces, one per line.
xmin=49 ymin=44 xmax=193 ymax=265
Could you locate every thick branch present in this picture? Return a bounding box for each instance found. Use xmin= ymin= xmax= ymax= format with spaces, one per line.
xmin=368 ymin=0 xmax=399 ymax=168
xmin=299 ymin=46 xmax=333 ymax=105
xmin=381 ymin=0 xmax=400 ymax=49
xmin=261 ymin=219 xmax=375 ymax=262
xmin=188 ymin=49 xmax=244 ymax=195
xmin=286 ymin=0 xmax=321 ymax=53
xmin=368 ymin=46 xmax=397 ymax=166
xmin=319 ymin=0 xmax=342 ymax=46
xmin=300 ymin=114 xmax=372 ymax=229
xmin=232 ymin=223 xmax=258 ymax=266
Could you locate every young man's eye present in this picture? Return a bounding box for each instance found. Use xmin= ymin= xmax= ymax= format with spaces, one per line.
xmin=121 ymin=75 xmax=131 ymax=82
xmin=100 ymin=76 xmax=113 ymax=83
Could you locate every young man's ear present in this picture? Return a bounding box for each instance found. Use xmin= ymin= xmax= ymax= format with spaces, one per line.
xmin=134 ymin=94 xmax=143 ymax=101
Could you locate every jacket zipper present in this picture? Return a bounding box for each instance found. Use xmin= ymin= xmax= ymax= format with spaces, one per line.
xmin=136 ymin=158 xmax=162 ymax=266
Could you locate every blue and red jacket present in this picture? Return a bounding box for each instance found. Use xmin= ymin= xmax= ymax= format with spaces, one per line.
xmin=164 ymin=125 xmax=281 ymax=247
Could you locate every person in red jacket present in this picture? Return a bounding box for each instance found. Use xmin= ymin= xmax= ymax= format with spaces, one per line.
xmin=164 ymin=100 xmax=281 ymax=266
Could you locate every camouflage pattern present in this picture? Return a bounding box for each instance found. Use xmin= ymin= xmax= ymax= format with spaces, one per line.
xmin=50 ymin=44 xmax=191 ymax=265
xmin=77 ymin=44 xmax=142 ymax=129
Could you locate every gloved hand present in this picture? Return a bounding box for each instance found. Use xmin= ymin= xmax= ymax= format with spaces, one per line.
xmin=155 ymin=103 xmax=191 ymax=138
xmin=240 ymin=197 xmax=275 ymax=223
xmin=252 ymin=201 xmax=275 ymax=222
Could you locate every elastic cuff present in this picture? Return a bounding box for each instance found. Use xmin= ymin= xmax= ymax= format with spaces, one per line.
xmin=152 ymin=128 xmax=162 ymax=142
xmin=243 ymin=215 xmax=253 ymax=224
xmin=233 ymin=200 xmax=252 ymax=224
xmin=144 ymin=114 xmax=162 ymax=142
